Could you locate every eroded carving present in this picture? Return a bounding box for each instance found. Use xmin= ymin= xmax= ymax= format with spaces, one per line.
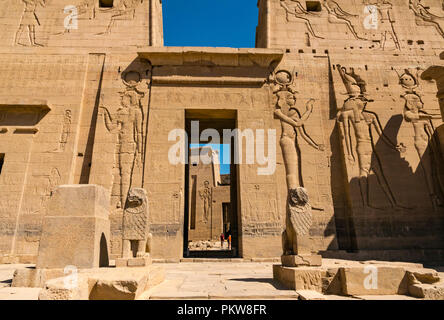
xmin=280 ymin=0 xmax=324 ymax=39
xmin=409 ymin=0 xmax=444 ymax=38
xmin=198 ymin=180 xmax=212 ymax=223
xmin=100 ymin=72 xmax=148 ymax=209
xmin=323 ymin=0 xmax=365 ymax=40
xmin=282 ymin=187 xmax=312 ymax=255
xmin=122 ymin=188 xmax=152 ymax=258
xmin=337 ymin=64 xmax=407 ymax=209
xmin=397 ymin=69 xmax=444 ymax=208
xmin=366 ymin=0 xmax=400 ymax=50
xmin=14 ymin=0 xmax=46 ymax=47
xmin=98 ymin=0 xmax=144 ymax=35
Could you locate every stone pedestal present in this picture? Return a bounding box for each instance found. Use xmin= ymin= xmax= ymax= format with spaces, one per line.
xmin=281 ymin=254 xmax=322 ymax=267
xmin=273 ymin=265 xmax=327 ymax=292
xmin=115 ymin=255 xmax=152 ymax=268
xmin=36 ymin=185 xmax=111 ymax=269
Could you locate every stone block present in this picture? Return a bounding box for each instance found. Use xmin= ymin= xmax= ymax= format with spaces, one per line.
xmin=408 ymin=283 xmax=444 ymax=300
xmin=36 ymin=185 xmax=111 ymax=269
xmin=340 ymin=267 xmax=409 ymax=295
xmin=116 ymin=256 xmax=152 ymax=268
xmin=281 ymin=254 xmax=322 ymax=267
xmin=273 ymin=264 xmax=326 ymax=292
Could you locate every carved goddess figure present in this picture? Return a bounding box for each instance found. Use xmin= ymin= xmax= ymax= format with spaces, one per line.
xmin=14 ymin=0 xmax=46 ymax=46
xmin=271 ymin=70 xmax=324 ymax=257
xmin=399 ymin=70 xmax=443 ymax=208
xmin=322 ymin=0 xmax=365 ymax=40
xmin=280 ymin=0 xmax=324 ymax=39
xmin=100 ymin=89 xmax=143 ymax=208
xmin=409 ymin=0 xmax=444 ymax=38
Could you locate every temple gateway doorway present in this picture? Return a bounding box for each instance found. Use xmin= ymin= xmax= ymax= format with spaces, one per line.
xmin=183 ymin=110 xmax=239 ymax=258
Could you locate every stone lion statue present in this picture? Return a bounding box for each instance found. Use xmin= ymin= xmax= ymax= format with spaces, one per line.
xmin=122 ymin=188 xmax=152 ymax=258
xmin=282 ymin=187 xmax=312 ymax=256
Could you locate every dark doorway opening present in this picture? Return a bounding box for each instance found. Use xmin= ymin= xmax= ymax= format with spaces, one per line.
xmin=183 ymin=110 xmax=240 ymax=258
xmin=0 ymin=154 xmax=4 ymax=175
xmin=99 ymin=233 xmax=109 ymax=267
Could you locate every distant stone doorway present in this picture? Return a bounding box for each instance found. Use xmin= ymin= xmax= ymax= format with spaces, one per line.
xmin=183 ymin=110 xmax=239 ymax=258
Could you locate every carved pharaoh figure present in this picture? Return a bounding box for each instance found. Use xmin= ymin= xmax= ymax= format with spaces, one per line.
xmin=337 ymin=65 xmax=407 ymax=209
xmin=280 ymin=0 xmax=324 ymax=39
xmin=376 ymin=0 xmax=400 ymax=49
xmin=14 ymin=0 xmax=46 ymax=46
xmin=270 ymin=69 xmax=324 ymax=256
xmin=122 ymin=188 xmax=152 ymax=258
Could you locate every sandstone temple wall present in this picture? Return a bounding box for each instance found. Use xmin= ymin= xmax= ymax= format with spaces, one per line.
xmin=0 ymin=0 xmax=443 ymax=264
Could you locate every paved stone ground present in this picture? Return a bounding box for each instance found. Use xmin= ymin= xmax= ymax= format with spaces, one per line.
xmin=140 ymin=262 xmax=299 ymax=300
xmin=0 ymin=260 xmax=443 ymax=300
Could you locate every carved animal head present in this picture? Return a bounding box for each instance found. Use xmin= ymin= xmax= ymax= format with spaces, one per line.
xmin=289 ymin=187 xmax=309 ymax=207
xmin=126 ymin=188 xmax=147 ymax=207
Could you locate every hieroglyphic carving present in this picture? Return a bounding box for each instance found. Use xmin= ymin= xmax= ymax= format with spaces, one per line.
xmin=122 ymin=188 xmax=152 ymax=258
xmin=100 ymin=71 xmax=149 ymax=209
xmin=198 ymin=180 xmax=212 ymax=223
xmin=365 ymin=0 xmax=400 ymax=50
xmin=14 ymin=0 xmax=46 ymax=47
xmin=337 ymin=64 xmax=407 ymax=209
xmin=322 ymin=0 xmax=366 ymax=40
xmin=280 ymin=0 xmax=324 ymax=39
xmin=269 ymin=69 xmax=324 ymax=255
xmin=409 ymin=0 xmax=444 ymax=38
xmin=396 ymin=68 xmax=444 ymax=208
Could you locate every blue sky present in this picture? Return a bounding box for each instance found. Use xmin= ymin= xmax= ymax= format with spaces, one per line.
xmin=163 ymin=0 xmax=258 ymax=48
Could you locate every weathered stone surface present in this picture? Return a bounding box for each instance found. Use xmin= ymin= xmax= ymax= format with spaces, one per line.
xmin=340 ymin=267 xmax=409 ymax=295
xmin=273 ymin=265 xmax=326 ymax=292
xmin=408 ymin=283 xmax=444 ymax=300
xmin=36 ymin=185 xmax=110 ymax=269
xmin=38 ymin=266 xmax=165 ymax=300
xmin=281 ymin=255 xmax=322 ymax=267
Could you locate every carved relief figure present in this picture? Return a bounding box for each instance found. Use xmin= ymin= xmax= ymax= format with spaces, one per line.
xmin=100 ymin=84 xmax=144 ymax=209
xmin=199 ymin=181 xmax=212 ymax=223
xmin=409 ymin=0 xmax=444 ymax=38
xmin=270 ymin=69 xmax=324 ymax=255
xmin=368 ymin=0 xmax=400 ymax=50
xmin=38 ymin=168 xmax=61 ymax=213
xmin=322 ymin=0 xmax=366 ymax=40
xmin=280 ymin=0 xmax=324 ymax=39
xmin=397 ymin=69 xmax=443 ymax=208
xmin=59 ymin=110 xmax=71 ymax=152
xmin=99 ymin=0 xmax=143 ymax=35
xmin=14 ymin=0 xmax=46 ymax=46
xmin=337 ymin=64 xmax=406 ymax=209
xmin=122 ymin=188 xmax=152 ymax=258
